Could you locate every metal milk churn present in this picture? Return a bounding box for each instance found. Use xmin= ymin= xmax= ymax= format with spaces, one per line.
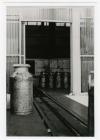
xmin=49 ymin=72 xmax=53 ymax=88
xmin=56 ymin=71 xmax=61 ymax=88
xmin=41 ymin=71 xmax=46 ymax=88
xmin=10 ymin=64 xmax=33 ymax=115
xmin=64 ymin=72 xmax=68 ymax=89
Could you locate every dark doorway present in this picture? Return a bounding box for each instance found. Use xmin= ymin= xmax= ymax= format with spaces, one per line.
xmin=25 ymin=22 xmax=70 ymax=91
xmin=26 ymin=22 xmax=70 ymax=59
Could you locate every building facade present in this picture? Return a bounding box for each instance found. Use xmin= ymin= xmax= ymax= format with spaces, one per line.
xmin=6 ymin=7 xmax=94 ymax=94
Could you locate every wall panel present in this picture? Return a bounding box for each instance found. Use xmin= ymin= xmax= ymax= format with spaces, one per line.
xmin=81 ymin=57 xmax=94 ymax=92
xmin=80 ymin=18 xmax=94 ymax=92
xmin=7 ymin=7 xmax=72 ymax=22
xmin=6 ymin=16 xmax=20 ymax=93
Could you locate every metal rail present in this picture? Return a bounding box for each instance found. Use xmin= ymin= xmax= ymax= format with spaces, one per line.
xmin=38 ymin=88 xmax=88 ymax=126
xmin=34 ymin=98 xmax=77 ymax=136
xmin=33 ymin=100 xmax=55 ymax=136
xmin=40 ymin=97 xmax=80 ymax=136
xmin=33 ymin=88 xmax=88 ymax=136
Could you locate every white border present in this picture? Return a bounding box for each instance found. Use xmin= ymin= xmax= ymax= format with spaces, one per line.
xmin=0 ymin=0 xmax=100 ymax=140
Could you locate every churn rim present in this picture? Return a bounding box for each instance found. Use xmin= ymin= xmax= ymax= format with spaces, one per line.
xmin=13 ymin=64 xmax=30 ymax=68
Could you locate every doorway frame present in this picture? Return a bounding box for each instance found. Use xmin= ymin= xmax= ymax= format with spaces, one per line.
xmin=21 ymin=17 xmax=81 ymax=94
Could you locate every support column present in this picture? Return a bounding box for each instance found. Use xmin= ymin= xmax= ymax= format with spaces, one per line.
xmin=70 ymin=8 xmax=81 ymax=95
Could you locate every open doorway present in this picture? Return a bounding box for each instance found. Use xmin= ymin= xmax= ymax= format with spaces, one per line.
xmin=25 ymin=21 xmax=70 ymax=93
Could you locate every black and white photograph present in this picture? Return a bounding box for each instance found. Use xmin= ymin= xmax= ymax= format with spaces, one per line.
xmin=6 ymin=6 xmax=94 ymax=137
xmin=1 ymin=1 xmax=100 ymax=139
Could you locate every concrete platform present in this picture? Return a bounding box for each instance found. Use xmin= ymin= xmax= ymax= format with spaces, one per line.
xmin=40 ymin=89 xmax=88 ymax=123
xmin=66 ymin=92 xmax=88 ymax=107
xmin=7 ymin=105 xmax=49 ymax=136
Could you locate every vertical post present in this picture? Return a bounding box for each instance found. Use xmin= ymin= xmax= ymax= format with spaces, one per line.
xmin=22 ymin=22 xmax=26 ymax=64
xmin=70 ymin=8 xmax=81 ymax=94
xmin=88 ymin=71 xmax=94 ymax=136
xmin=19 ymin=17 xmax=21 ymax=64
xmin=24 ymin=22 xmax=26 ymax=64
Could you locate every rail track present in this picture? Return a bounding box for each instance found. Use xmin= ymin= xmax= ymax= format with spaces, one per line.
xmin=33 ymin=88 xmax=88 ymax=136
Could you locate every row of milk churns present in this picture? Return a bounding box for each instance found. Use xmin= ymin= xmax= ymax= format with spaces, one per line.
xmin=40 ymin=71 xmax=70 ymax=90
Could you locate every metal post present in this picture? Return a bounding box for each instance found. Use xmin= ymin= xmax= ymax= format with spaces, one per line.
xmin=88 ymin=71 xmax=94 ymax=136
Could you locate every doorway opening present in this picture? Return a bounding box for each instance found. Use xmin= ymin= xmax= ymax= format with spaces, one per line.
xmin=25 ymin=21 xmax=70 ymax=93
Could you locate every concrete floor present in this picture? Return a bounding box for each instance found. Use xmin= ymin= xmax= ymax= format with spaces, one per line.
xmin=7 ymin=105 xmax=49 ymax=136
xmin=7 ymin=89 xmax=88 ymax=136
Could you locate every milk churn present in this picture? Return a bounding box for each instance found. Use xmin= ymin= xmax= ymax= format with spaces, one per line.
xmin=41 ymin=71 xmax=46 ymax=88
xmin=64 ymin=72 xmax=68 ymax=89
xmin=49 ymin=72 xmax=53 ymax=88
xmin=56 ymin=71 xmax=61 ymax=88
xmin=10 ymin=64 xmax=33 ymax=115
